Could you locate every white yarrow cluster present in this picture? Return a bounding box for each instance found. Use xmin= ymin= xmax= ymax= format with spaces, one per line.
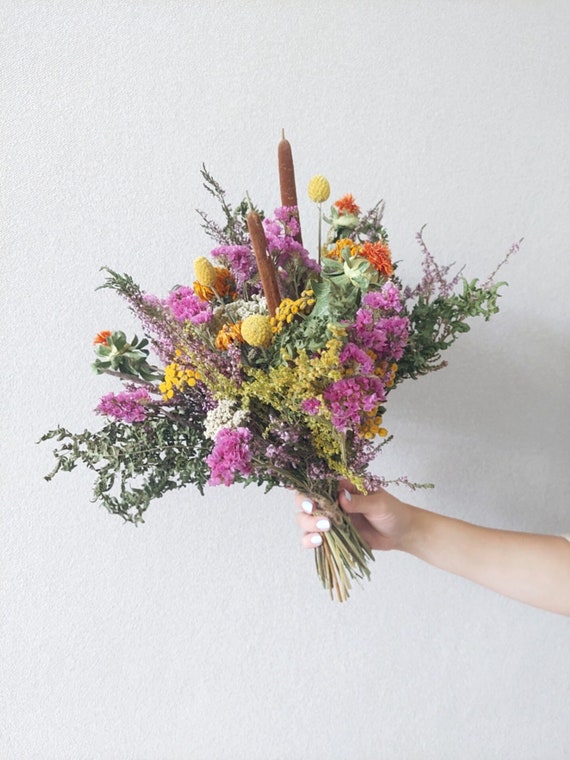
xmin=204 ymin=399 xmax=249 ymax=441
xmin=215 ymin=294 xmax=267 ymax=324
xmin=233 ymin=294 xmax=267 ymax=319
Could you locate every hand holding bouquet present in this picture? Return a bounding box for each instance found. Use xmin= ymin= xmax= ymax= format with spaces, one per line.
xmin=42 ymin=135 xmax=518 ymax=601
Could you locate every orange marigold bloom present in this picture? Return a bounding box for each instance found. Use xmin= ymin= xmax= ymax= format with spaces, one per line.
xmin=93 ymin=330 xmax=112 ymax=345
xmin=360 ymin=241 xmax=393 ymax=277
xmin=215 ymin=322 xmax=243 ymax=350
xmin=334 ymin=194 xmax=360 ymax=215
xmin=193 ymin=267 xmax=236 ymax=302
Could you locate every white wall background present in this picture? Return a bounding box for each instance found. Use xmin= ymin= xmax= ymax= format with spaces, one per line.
xmin=2 ymin=1 xmax=569 ymax=758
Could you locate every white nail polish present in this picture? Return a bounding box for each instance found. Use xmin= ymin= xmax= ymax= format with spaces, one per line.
xmin=316 ymin=518 xmax=331 ymax=531
xmin=310 ymin=534 xmax=323 ymax=546
xmin=343 ymin=489 xmax=352 ymax=502
xmin=301 ymin=499 xmax=314 ymax=514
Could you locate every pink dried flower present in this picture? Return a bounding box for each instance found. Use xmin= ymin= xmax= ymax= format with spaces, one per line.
xmin=363 ymin=282 xmax=403 ymax=313
xmin=167 ymin=286 xmax=212 ymax=324
xmin=323 ymin=377 xmax=386 ymax=432
xmin=96 ymin=388 xmax=152 ymax=423
xmin=206 ymin=427 xmax=253 ymax=486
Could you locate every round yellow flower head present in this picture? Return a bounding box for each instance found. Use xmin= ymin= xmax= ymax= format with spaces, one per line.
xmin=308 ymin=175 xmax=331 ymax=204
xmin=193 ymin=256 xmax=217 ymax=288
xmin=241 ymin=314 xmax=273 ymax=348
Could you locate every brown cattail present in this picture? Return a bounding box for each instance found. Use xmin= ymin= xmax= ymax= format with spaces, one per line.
xmin=246 ymin=210 xmax=281 ymax=317
xmin=278 ymin=130 xmax=303 ymax=245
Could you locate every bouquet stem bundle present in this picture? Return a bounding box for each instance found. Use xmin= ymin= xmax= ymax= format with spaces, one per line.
xmin=315 ymin=504 xmax=374 ymax=602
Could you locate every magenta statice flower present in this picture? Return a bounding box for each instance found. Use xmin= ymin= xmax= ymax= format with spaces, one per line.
xmin=378 ymin=315 xmax=409 ymax=360
xmin=264 ymin=226 xmax=301 ymax=266
xmin=272 ymin=205 xmax=301 ymax=238
xmin=206 ymin=427 xmax=253 ymax=486
xmin=167 ymin=286 xmax=212 ymax=324
xmin=352 ymin=307 xmax=388 ymax=354
xmin=301 ymin=397 xmax=321 ymax=415
xmin=96 ymin=387 xmax=151 ymax=423
xmin=323 ymin=376 xmax=386 ymax=432
xmin=263 ymin=208 xmax=320 ymax=276
xmin=339 ymin=342 xmax=375 ymax=374
xmin=351 ymin=292 xmax=409 ymax=359
xmin=210 ymin=245 xmax=257 ymax=288
xmin=363 ymin=282 xmax=403 ymax=313
xmin=263 ymin=217 xmax=283 ymax=239
xmin=350 ymin=283 xmax=408 ymax=362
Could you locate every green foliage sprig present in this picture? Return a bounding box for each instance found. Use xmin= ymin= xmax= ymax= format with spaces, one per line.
xmin=397 ymin=278 xmax=506 ymax=381
xmin=41 ymin=411 xmax=213 ymax=524
xmin=92 ymin=330 xmax=160 ymax=382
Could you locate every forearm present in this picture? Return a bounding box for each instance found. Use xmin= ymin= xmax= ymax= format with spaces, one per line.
xmin=399 ymin=507 xmax=570 ymax=616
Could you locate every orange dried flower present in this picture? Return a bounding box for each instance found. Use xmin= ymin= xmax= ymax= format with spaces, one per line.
xmin=360 ymin=241 xmax=393 ymax=277
xmin=325 ymin=238 xmax=361 ymax=261
xmin=215 ymin=322 xmax=243 ymax=350
xmin=93 ymin=330 xmax=112 ymax=345
xmin=193 ymin=281 xmax=214 ymax=302
xmin=213 ymin=267 xmax=236 ymax=299
xmin=334 ymin=194 xmax=360 ymax=215
xmin=193 ymin=267 xmax=236 ymax=302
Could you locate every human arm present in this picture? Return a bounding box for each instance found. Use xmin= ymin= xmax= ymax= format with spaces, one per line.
xmin=296 ymin=484 xmax=570 ymax=616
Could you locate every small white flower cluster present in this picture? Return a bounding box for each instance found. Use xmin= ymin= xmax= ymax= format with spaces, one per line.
xmin=216 ymin=294 xmax=267 ymax=324
xmin=204 ymin=399 xmax=249 ymax=441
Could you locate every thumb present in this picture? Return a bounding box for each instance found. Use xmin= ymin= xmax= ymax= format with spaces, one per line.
xmin=337 ymin=480 xmax=374 ymax=515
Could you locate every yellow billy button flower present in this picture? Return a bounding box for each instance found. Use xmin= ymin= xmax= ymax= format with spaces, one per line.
xmin=308 ymin=175 xmax=331 ymax=204
xmin=193 ymin=257 xmax=217 ymax=288
xmin=241 ymin=314 xmax=273 ymax=348
xmin=308 ymin=176 xmax=331 ymax=265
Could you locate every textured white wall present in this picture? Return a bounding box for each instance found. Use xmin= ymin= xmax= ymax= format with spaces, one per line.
xmin=2 ymin=1 xmax=569 ymax=758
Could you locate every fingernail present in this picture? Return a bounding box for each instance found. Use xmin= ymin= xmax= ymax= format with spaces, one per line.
xmin=301 ymin=499 xmax=314 ymax=514
xmin=343 ymin=489 xmax=352 ymax=502
xmin=310 ymin=534 xmax=323 ymax=546
xmin=316 ymin=518 xmax=331 ymax=531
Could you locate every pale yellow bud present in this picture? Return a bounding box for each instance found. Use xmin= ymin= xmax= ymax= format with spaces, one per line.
xmin=193 ymin=257 xmax=217 ymax=287
xmin=308 ymin=175 xmax=331 ymax=204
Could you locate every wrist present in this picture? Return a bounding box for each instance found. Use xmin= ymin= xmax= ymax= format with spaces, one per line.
xmin=394 ymin=503 xmax=430 ymax=554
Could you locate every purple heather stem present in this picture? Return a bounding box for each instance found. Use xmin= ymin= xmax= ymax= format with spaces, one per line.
xmin=414 ymin=226 xmax=464 ymax=299
xmin=482 ymin=238 xmax=523 ymax=288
